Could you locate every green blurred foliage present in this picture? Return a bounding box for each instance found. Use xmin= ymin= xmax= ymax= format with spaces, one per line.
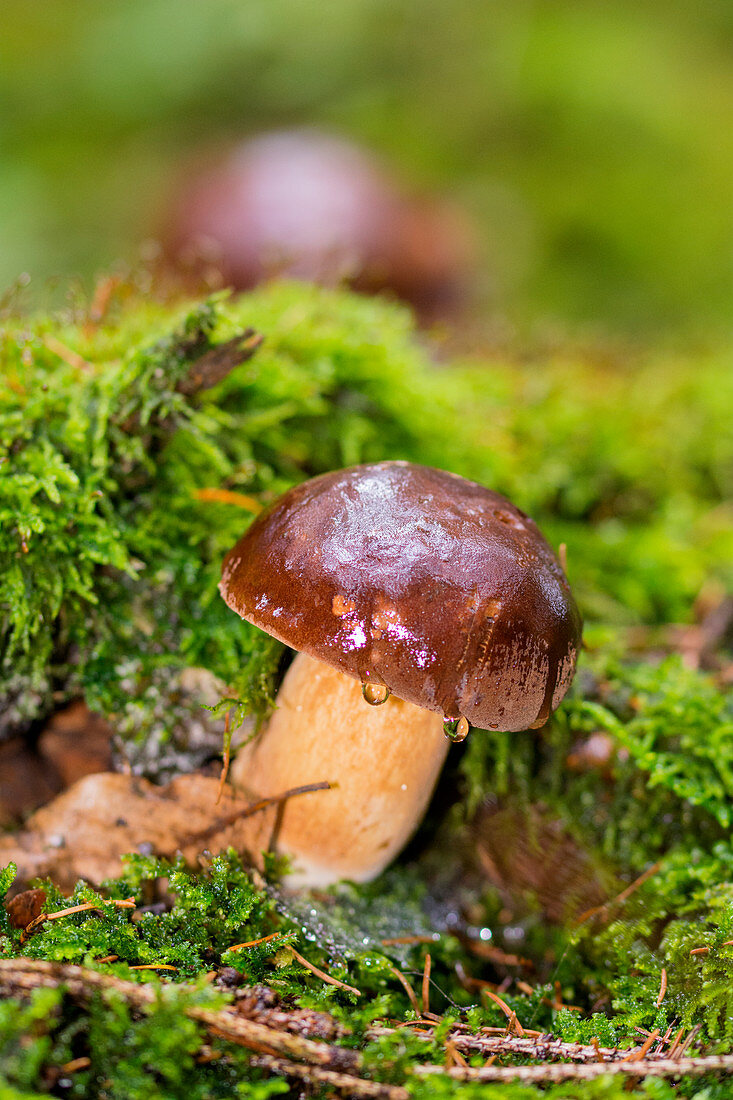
xmin=0 ymin=0 xmax=732 ymax=332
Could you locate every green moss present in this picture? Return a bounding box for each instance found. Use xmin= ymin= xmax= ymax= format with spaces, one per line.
xmin=1 ymin=282 xmax=733 ymax=1096
xmin=2 ymin=282 xmax=732 ymax=766
xmin=0 ymin=982 xmax=290 ymax=1100
xmin=2 ymin=844 xmax=733 ymax=1097
xmin=460 ymin=652 xmax=733 ymax=866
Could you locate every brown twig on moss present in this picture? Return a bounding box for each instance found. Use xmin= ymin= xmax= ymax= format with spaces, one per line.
xmin=43 ymin=336 xmax=92 ymax=372
xmin=228 ymin=932 xmax=282 ymax=952
xmin=622 ymin=1029 xmax=660 ymax=1062
xmin=195 ymin=488 xmax=263 ymax=512
xmin=249 ymin=1053 xmax=408 ymax=1100
xmin=380 ymin=935 xmax=437 ymax=947
xmin=176 ymin=329 xmax=263 ymax=396
xmin=656 ymin=968 xmax=668 ymax=1007
xmin=480 ymin=987 xmax=525 ymax=1036
xmin=386 ymin=964 xmax=421 ymax=1015
xmin=369 ymin=1025 xmax=642 ymax=1064
xmin=415 ymin=1054 xmax=733 ymax=1084
xmin=286 ymin=945 xmax=361 ymax=997
xmin=215 ymin=710 xmax=232 ymax=805
xmin=181 ymin=780 xmax=332 ymax=847
xmin=21 ymin=898 xmax=136 ymax=941
xmin=421 ymin=953 xmax=431 ymax=1015
xmin=0 ymin=959 xmax=359 ymax=1070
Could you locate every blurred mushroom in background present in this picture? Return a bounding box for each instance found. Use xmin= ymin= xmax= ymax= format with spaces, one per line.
xmin=159 ymin=130 xmax=476 ymax=325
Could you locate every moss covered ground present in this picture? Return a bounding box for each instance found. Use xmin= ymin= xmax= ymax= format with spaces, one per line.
xmin=1 ymin=281 xmax=732 ymax=1097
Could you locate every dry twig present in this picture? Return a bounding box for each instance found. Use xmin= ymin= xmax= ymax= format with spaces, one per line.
xmin=370 ymin=1025 xmax=644 ymax=1064
xmin=195 ymin=488 xmax=263 ymax=512
xmin=250 ymin=1054 xmax=407 ymax=1100
xmin=22 ymin=897 xmax=136 ymax=941
xmin=656 ymin=968 xmax=667 ymax=1007
xmin=182 ymin=781 xmax=332 ymax=846
xmin=176 ymin=330 xmax=263 ymax=396
xmin=386 ymin=965 xmax=421 ymax=1015
xmin=0 ymin=959 xmax=359 ymax=1070
xmin=215 ymin=711 xmax=232 ymax=805
xmin=481 ymin=987 xmax=524 ymax=1036
xmin=286 ymin=946 xmax=361 ymax=997
xmin=228 ymin=932 xmax=282 ymax=952
xmin=416 ymin=1055 xmax=733 ymax=1084
xmin=3 ymin=960 xmax=732 ymax=1096
xmin=421 ymin=954 xmax=431 ymax=1016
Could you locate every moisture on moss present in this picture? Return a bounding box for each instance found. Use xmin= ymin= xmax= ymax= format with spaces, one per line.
xmin=2 ymin=281 xmax=732 ymax=768
xmin=1 ymin=280 xmax=732 ymax=1098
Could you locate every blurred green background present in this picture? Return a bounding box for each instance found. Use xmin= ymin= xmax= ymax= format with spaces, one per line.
xmin=1 ymin=0 xmax=732 ymax=335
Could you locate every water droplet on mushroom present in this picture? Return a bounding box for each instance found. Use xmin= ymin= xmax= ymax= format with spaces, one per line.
xmin=443 ymin=716 xmax=470 ymax=742
xmin=362 ymin=682 xmax=390 ymax=706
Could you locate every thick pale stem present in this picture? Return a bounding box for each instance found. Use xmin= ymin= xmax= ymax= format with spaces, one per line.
xmin=230 ymin=651 xmax=449 ymax=887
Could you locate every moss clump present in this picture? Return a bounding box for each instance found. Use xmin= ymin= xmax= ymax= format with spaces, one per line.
xmin=2 ymin=847 xmax=733 ymax=1098
xmin=2 ymin=281 xmax=732 ymax=769
xmin=1 ymin=280 xmax=733 ymax=1097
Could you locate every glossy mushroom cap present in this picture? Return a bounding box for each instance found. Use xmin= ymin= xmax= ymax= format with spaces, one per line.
xmin=161 ymin=130 xmax=474 ymax=323
xmin=220 ymin=462 xmax=582 ymax=732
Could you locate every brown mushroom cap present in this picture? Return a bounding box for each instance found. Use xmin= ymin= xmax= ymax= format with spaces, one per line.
xmin=220 ymin=461 xmax=582 ymax=732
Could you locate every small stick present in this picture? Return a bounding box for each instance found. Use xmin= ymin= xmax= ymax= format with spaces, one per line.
xmin=421 ymin=954 xmax=431 ymax=1016
xmin=690 ymin=947 xmax=710 ymax=956
xmin=23 ymin=898 xmax=136 ymax=939
xmin=87 ymin=274 xmax=121 ymax=327
xmin=43 ymin=336 xmax=92 ymax=372
xmin=622 ymin=1029 xmax=659 ymax=1062
xmin=482 ymin=988 xmax=525 ymax=1036
xmin=667 ymin=1026 xmax=685 ymax=1060
xmin=368 ymin=1025 xmax=640 ymax=1063
xmin=129 ymin=964 xmax=178 ymax=972
xmin=181 ymin=781 xmax=332 ymax=845
xmin=250 ymin=1053 xmax=408 ymax=1100
xmin=386 ymin=965 xmax=421 ymax=1015
xmin=415 ymin=1053 xmax=733 ymax=1084
xmin=60 ymin=1057 xmax=91 ymax=1074
xmin=444 ymin=1040 xmax=468 ymax=1068
xmin=177 ymin=330 xmax=264 ymax=396
xmin=677 ymin=1025 xmax=702 ymax=1060
xmin=195 ymin=488 xmax=263 ymax=513
xmin=215 ymin=711 xmax=232 ymax=805
xmin=656 ymin=968 xmax=667 ymax=1007
xmin=228 ymin=932 xmax=282 ymax=952
xmin=380 ymin=936 xmax=437 ymax=946
xmin=287 ymin=946 xmax=361 ymax=997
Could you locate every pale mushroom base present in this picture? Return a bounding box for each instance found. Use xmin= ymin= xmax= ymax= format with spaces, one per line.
xmin=230 ymin=651 xmax=448 ymax=887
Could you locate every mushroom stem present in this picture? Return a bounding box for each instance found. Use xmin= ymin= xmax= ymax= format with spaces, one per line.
xmin=230 ymin=651 xmax=448 ymax=887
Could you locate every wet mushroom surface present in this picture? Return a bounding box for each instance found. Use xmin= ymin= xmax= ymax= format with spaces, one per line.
xmin=219 ymin=461 xmax=582 ymax=886
xmin=221 ymin=461 xmax=582 ymax=735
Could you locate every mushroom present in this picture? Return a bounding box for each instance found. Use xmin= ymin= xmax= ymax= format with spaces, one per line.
xmin=220 ymin=461 xmax=581 ymax=886
xmin=160 ymin=130 xmax=475 ymax=325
